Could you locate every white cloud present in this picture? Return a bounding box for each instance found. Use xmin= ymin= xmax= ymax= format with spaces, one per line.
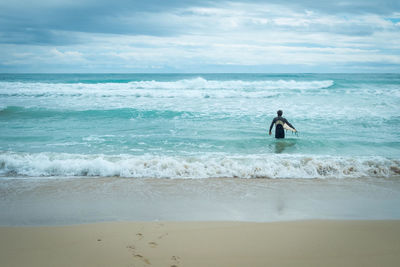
xmin=1 ymin=1 xmax=400 ymax=72
xmin=50 ymin=48 xmax=85 ymax=62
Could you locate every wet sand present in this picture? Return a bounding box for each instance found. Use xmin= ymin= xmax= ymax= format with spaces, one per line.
xmin=2 ymin=177 xmax=400 ymax=225
xmin=1 ymin=220 xmax=400 ymax=267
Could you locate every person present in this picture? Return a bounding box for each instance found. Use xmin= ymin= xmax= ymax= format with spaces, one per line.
xmin=269 ymin=110 xmax=296 ymax=139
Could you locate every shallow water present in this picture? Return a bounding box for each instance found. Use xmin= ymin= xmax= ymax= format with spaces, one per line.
xmin=1 ymin=177 xmax=400 ymax=225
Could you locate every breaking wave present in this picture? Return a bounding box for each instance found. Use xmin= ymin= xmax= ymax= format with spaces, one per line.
xmin=0 ymin=78 xmax=334 ymax=99
xmin=0 ymin=151 xmax=399 ymax=179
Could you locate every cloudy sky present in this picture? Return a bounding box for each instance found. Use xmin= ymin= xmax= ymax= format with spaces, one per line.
xmin=1 ymin=0 xmax=399 ymax=72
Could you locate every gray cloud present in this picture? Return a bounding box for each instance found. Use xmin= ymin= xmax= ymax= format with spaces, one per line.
xmin=1 ymin=0 xmax=399 ymax=45
xmin=245 ymin=0 xmax=400 ymax=15
xmin=0 ymin=28 xmax=83 ymax=45
xmin=1 ymin=0 xmax=399 ymax=72
xmin=0 ymin=1 xmax=191 ymax=44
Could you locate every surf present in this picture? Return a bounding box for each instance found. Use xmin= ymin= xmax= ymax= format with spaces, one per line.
xmin=1 ymin=151 xmax=399 ymax=179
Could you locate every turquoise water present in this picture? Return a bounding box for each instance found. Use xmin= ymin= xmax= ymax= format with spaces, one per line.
xmin=1 ymin=73 xmax=399 ymax=179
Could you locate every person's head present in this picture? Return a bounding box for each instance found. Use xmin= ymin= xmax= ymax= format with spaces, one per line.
xmin=277 ymin=110 xmax=283 ymax=116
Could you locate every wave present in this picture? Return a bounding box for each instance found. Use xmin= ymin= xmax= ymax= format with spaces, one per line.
xmin=0 ymin=77 xmax=335 ymax=90
xmin=125 ymin=78 xmax=335 ymax=90
xmin=0 ymin=151 xmax=399 ymax=179
xmin=0 ymin=78 xmax=334 ymax=99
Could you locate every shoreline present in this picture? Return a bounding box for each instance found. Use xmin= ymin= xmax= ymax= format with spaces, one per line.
xmin=1 ymin=220 xmax=400 ymax=267
xmin=2 ymin=176 xmax=400 ymax=225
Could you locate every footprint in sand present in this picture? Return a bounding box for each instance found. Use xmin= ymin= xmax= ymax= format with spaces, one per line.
xmin=158 ymin=232 xmax=169 ymax=239
xmin=127 ymin=244 xmax=151 ymax=265
xmin=136 ymin=233 xmax=144 ymax=240
xmin=148 ymin=241 xmax=158 ymax=248
xmin=170 ymin=255 xmax=181 ymax=266
xmin=134 ymin=254 xmax=151 ymax=265
xmin=126 ymin=245 xmax=135 ymax=251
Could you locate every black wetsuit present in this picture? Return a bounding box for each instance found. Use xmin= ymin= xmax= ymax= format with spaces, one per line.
xmin=269 ymin=116 xmax=295 ymax=139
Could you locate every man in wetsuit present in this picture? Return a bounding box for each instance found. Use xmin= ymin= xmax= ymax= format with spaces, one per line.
xmin=269 ymin=110 xmax=296 ymax=139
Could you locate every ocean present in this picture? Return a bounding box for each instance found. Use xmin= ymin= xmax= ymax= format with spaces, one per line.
xmin=1 ymin=73 xmax=399 ymax=224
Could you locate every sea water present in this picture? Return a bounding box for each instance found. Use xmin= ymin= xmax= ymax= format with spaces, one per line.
xmin=0 ymin=73 xmax=399 ymax=224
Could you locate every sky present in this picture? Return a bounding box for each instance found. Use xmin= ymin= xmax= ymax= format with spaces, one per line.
xmin=0 ymin=0 xmax=400 ymax=73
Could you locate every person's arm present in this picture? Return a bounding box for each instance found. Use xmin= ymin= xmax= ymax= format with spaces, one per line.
xmin=269 ymin=118 xmax=276 ymax=135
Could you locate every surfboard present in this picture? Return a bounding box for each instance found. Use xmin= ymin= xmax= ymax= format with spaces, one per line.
xmin=283 ymin=123 xmax=296 ymax=133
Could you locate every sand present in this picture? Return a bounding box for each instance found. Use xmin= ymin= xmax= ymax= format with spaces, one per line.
xmin=1 ymin=220 xmax=400 ymax=267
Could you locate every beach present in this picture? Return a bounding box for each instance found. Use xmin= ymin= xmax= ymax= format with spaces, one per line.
xmin=1 ymin=73 xmax=399 ymax=266
xmin=2 ymin=0 xmax=400 ymax=263
xmin=1 ymin=176 xmax=400 ymax=266
xmin=1 ymin=220 xmax=400 ymax=267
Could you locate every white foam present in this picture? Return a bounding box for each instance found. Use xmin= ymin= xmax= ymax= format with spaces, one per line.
xmin=0 ymin=151 xmax=398 ymax=179
xmin=0 ymin=78 xmax=334 ymax=99
xmin=2 ymin=78 xmax=397 ymax=121
xmin=126 ymin=77 xmax=334 ymax=90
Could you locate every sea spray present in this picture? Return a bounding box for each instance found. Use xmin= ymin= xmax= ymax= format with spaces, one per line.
xmin=1 ymin=151 xmax=398 ymax=179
